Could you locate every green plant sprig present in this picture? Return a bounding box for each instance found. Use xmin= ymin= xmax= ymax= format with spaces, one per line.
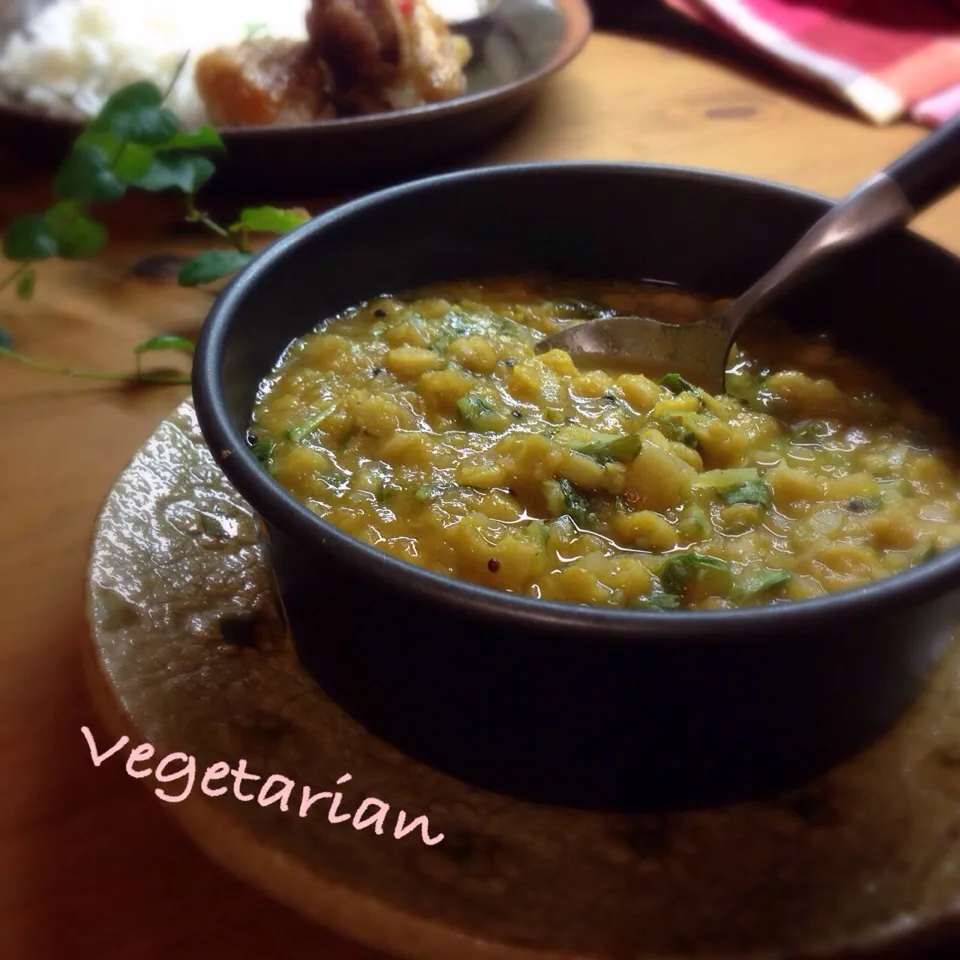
xmin=0 ymin=78 xmax=310 ymax=385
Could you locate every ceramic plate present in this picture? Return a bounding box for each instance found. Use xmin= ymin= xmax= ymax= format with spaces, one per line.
xmin=85 ymin=397 xmax=960 ymax=960
xmin=0 ymin=0 xmax=591 ymax=190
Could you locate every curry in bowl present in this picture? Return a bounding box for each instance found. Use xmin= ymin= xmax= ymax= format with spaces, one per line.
xmin=248 ymin=277 xmax=960 ymax=611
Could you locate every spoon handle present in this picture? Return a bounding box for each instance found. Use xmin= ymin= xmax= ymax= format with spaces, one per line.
xmin=718 ymin=171 xmax=912 ymax=339
xmin=884 ymin=112 xmax=960 ymax=212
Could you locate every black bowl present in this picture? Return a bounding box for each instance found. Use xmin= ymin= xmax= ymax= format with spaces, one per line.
xmin=193 ymin=162 xmax=960 ymax=811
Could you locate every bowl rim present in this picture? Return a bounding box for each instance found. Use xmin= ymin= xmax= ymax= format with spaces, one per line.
xmin=193 ymin=159 xmax=960 ymax=644
xmin=0 ymin=0 xmax=592 ymax=138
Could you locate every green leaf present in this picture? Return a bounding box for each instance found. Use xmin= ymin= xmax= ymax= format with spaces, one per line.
xmin=284 ymin=402 xmax=338 ymax=443
xmin=90 ymin=81 xmax=179 ymax=145
xmin=3 ymin=213 xmax=58 ymax=260
xmin=661 ymin=372 xmax=701 ymax=395
xmin=659 ymin=417 xmax=699 ymax=448
xmin=97 ymin=80 xmax=163 ymax=113
xmin=557 ymin=477 xmax=592 ymax=529
xmin=178 ymin=250 xmax=253 ymax=286
xmin=133 ymin=334 xmax=195 ymax=356
xmin=74 ymin=127 xmax=122 ymax=154
xmin=15 ymin=267 xmax=36 ymax=300
xmin=249 ymin=438 xmax=275 ymax=463
xmin=232 ymin=205 xmax=310 ymax=235
xmin=126 ymin=105 xmax=179 ymax=146
xmin=45 ymin=202 xmax=107 ymax=258
xmin=54 ymin=144 xmax=126 ymax=204
xmin=376 ymin=479 xmax=403 ymax=503
xmin=738 ymin=568 xmax=791 ymax=598
xmin=415 ymin=482 xmax=456 ymax=502
xmin=629 ymin=591 xmax=681 ymax=611
xmin=719 ymin=480 xmax=771 ymax=507
xmin=845 ymin=495 xmax=883 ymax=514
xmin=132 ymin=154 xmax=216 ymax=194
xmin=661 ymin=553 xmax=731 ymax=596
xmin=570 ymin=433 xmax=643 ymax=464
xmin=158 ymin=125 xmax=226 ymax=151
xmin=114 ymin=143 xmax=158 ymax=183
xmin=457 ymin=393 xmax=497 ymax=431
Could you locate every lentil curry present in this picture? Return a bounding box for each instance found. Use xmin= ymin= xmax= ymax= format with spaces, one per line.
xmin=248 ymin=279 xmax=960 ymax=611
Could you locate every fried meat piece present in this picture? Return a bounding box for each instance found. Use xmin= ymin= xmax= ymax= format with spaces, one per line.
xmin=195 ymin=38 xmax=335 ymax=126
xmin=307 ymin=0 xmax=470 ymax=115
xmin=306 ymin=0 xmax=405 ymax=89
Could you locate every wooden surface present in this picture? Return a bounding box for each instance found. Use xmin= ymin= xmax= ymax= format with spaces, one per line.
xmin=4 ymin=23 xmax=960 ymax=960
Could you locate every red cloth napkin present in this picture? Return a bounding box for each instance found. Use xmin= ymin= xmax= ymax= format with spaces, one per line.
xmin=663 ymin=0 xmax=960 ymax=126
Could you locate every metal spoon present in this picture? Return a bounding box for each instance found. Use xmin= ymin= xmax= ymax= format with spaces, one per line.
xmin=535 ymin=113 xmax=960 ymax=394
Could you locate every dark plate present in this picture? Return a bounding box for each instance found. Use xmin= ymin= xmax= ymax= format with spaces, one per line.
xmin=0 ymin=0 xmax=591 ymax=191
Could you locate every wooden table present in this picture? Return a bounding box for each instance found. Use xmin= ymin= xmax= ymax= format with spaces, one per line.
xmin=4 ymin=23 xmax=960 ymax=960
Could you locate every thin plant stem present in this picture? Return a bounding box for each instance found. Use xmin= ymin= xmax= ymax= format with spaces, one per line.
xmin=0 ymin=346 xmax=190 ymax=384
xmin=0 ymin=262 xmax=34 ymax=295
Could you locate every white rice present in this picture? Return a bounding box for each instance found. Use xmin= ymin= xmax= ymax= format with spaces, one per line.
xmin=0 ymin=0 xmax=312 ymax=126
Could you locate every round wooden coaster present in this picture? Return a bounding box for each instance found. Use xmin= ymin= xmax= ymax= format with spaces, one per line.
xmin=85 ymin=400 xmax=960 ymax=960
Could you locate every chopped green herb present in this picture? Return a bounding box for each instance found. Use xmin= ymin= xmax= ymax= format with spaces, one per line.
xmin=457 ymin=393 xmax=497 ymax=430
xmin=498 ymin=317 xmax=520 ymax=338
xmin=431 ymin=333 xmax=456 ymax=353
xmin=557 ymin=477 xmax=592 ymax=528
xmin=661 ymin=372 xmax=701 ymax=396
xmin=414 ymin=482 xmax=456 ymax=503
xmin=431 ymin=311 xmax=480 ymax=352
xmin=249 ymin=438 xmax=275 ymax=463
xmin=791 ymin=419 xmax=832 ymax=445
xmin=845 ymin=495 xmax=883 ymax=513
xmin=284 ymin=402 xmax=337 ymax=443
xmin=719 ymin=480 xmax=771 ymax=508
xmin=629 ymin=591 xmax=681 ymax=611
xmin=376 ymin=480 xmax=403 ymax=503
xmin=570 ymin=433 xmax=643 ymax=464
xmin=661 ymin=553 xmax=732 ymax=596
xmin=524 ymin=519 xmax=551 ymax=545
xmin=680 ymin=503 xmax=710 ymax=538
xmin=659 ymin=417 xmax=699 ymax=447
xmin=738 ymin=568 xmax=791 ymax=598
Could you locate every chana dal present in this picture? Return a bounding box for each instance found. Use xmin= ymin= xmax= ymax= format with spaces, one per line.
xmin=248 ymin=278 xmax=960 ymax=610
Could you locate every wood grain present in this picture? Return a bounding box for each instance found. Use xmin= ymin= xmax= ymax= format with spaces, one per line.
xmin=3 ymin=28 xmax=960 ymax=960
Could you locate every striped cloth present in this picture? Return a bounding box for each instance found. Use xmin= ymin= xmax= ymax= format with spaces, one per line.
xmin=663 ymin=0 xmax=960 ymax=126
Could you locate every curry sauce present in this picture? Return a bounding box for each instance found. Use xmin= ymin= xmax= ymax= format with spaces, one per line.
xmin=249 ymin=278 xmax=960 ymax=610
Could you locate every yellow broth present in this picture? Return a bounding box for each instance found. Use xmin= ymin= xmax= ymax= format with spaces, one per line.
xmin=248 ymin=279 xmax=960 ymax=610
